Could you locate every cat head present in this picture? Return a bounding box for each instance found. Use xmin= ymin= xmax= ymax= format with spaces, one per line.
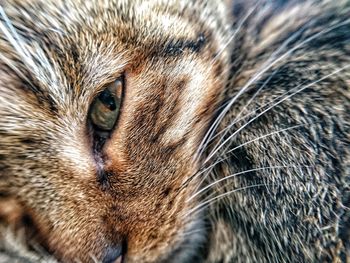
xmin=0 ymin=0 xmax=231 ymax=262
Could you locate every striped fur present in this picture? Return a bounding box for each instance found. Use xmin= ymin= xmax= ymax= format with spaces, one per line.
xmin=0 ymin=0 xmax=349 ymax=262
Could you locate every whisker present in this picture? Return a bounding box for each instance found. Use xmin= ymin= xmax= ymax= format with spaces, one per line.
xmin=211 ymin=0 xmax=261 ymax=63
xmin=186 ymin=122 xmax=310 ymax=194
xmin=187 ymin=65 xmax=350 ymax=219
xmin=201 ymin=68 xmax=304 ymax=152
xmin=196 ymin=21 xmax=305 ymax=161
xmin=197 ymin=18 xmax=350 ymax=162
xmin=195 ymin=1 xmax=261 ymax=160
xmin=204 ymin=64 xmax=350 ymax=163
xmin=210 ymin=122 xmax=310 ymax=171
xmin=208 ymin=68 xmax=281 ymax=144
xmin=184 ymin=183 xmax=269 ymax=218
xmin=0 ymin=8 xmax=38 ymax=90
xmin=0 ymin=7 xmax=33 ymax=63
xmin=198 ymin=80 xmax=316 ymax=180
xmin=188 ymin=164 xmax=310 ymax=202
xmin=209 ymin=78 xmax=308 ymax=142
xmin=0 ymin=7 xmax=61 ymax=101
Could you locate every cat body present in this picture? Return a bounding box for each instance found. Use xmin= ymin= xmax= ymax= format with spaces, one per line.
xmin=0 ymin=0 xmax=349 ymax=262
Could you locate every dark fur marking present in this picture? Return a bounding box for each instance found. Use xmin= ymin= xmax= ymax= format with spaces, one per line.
xmin=97 ymin=169 xmax=113 ymax=190
xmin=19 ymin=138 xmax=37 ymax=145
xmin=163 ymin=33 xmax=206 ymax=56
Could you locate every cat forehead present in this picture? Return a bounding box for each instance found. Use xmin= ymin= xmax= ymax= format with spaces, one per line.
xmin=0 ymin=1 xmax=214 ymax=113
xmin=3 ymin=0 xmax=201 ymax=40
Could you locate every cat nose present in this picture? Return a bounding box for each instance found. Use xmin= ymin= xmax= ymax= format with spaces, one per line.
xmin=102 ymin=245 xmax=124 ymax=263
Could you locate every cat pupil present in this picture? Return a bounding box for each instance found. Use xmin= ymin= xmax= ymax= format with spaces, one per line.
xmin=99 ymin=89 xmax=117 ymax=111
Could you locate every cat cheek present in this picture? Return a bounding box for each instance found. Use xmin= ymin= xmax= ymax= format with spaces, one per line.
xmin=96 ymin=153 xmax=200 ymax=261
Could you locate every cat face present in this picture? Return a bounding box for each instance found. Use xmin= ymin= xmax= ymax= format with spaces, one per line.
xmin=0 ymin=0 xmax=230 ymax=262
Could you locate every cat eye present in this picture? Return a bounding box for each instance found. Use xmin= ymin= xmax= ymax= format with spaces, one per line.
xmin=89 ymin=79 xmax=123 ymax=133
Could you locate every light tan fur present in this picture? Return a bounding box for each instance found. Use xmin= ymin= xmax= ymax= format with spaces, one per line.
xmin=0 ymin=0 xmax=349 ymax=262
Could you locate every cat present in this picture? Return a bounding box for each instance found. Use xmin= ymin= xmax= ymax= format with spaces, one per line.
xmin=0 ymin=0 xmax=349 ymax=262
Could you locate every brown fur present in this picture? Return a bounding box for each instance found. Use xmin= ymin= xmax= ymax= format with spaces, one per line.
xmin=0 ymin=0 xmax=349 ymax=262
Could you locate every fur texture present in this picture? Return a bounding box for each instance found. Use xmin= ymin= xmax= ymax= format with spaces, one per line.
xmin=0 ymin=0 xmax=349 ymax=262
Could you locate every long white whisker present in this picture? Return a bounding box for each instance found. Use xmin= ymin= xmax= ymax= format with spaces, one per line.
xmin=196 ymin=65 xmax=350 ymax=194
xmin=0 ymin=8 xmax=64 ymax=104
xmin=188 ymin=164 xmax=309 ymax=202
xmin=195 ymin=2 xmax=261 ymax=160
xmin=208 ymin=68 xmax=281 ymax=149
xmin=189 ymin=123 xmax=309 ymax=191
xmin=197 ymin=18 xmax=350 ymax=161
xmin=220 ymin=123 xmax=309 ymax=164
xmin=209 ymin=78 xmax=309 ymax=142
xmin=0 ymin=7 xmax=35 ymax=69
xmin=204 ymin=64 xmax=350 ymax=163
xmin=184 ymin=183 xmax=268 ymax=218
xmin=196 ymin=22 xmax=305 ymax=160
xmin=211 ymin=1 xmax=261 ymax=63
